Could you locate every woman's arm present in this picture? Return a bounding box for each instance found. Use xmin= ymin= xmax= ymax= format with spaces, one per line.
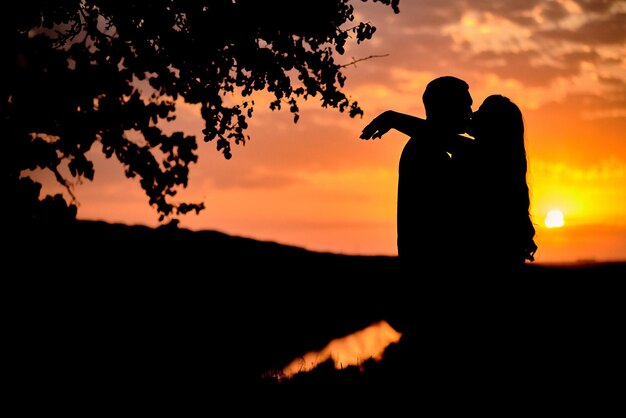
xmin=359 ymin=110 xmax=427 ymax=140
xmin=360 ymin=110 xmax=477 ymax=154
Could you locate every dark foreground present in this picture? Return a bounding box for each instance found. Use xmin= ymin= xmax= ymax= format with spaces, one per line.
xmin=7 ymin=220 xmax=625 ymax=395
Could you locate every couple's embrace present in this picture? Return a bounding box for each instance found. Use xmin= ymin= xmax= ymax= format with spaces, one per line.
xmin=360 ymin=76 xmax=539 ymax=354
xmin=361 ymin=76 xmax=537 ymax=278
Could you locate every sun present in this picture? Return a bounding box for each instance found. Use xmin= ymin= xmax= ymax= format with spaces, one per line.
xmin=545 ymin=209 xmax=565 ymax=229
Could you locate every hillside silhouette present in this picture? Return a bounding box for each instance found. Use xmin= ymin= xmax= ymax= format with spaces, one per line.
xmin=8 ymin=220 xmax=625 ymax=392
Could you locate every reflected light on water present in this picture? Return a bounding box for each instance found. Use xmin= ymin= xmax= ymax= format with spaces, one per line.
xmin=282 ymin=320 xmax=401 ymax=378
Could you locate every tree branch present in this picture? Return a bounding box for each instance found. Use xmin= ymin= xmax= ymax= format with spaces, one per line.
xmin=340 ymin=54 xmax=389 ymax=68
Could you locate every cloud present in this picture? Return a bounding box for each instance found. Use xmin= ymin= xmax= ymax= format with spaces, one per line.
xmin=390 ymin=0 xmax=465 ymax=27
xmin=537 ymin=12 xmax=626 ymax=44
xmin=469 ymin=50 xmax=578 ymax=87
xmin=581 ymin=108 xmax=626 ymax=119
xmin=555 ymin=91 xmax=626 ymax=115
xmin=575 ymin=0 xmax=619 ymax=13
xmin=356 ymin=0 xmax=625 ymax=97
xmin=532 ymin=157 xmax=626 ymax=182
xmin=204 ymin=166 xmax=302 ymax=190
xmin=464 ymin=0 xmax=552 ymax=26
xmin=467 ymin=0 xmax=544 ymax=14
xmin=561 ymin=49 xmax=602 ymax=65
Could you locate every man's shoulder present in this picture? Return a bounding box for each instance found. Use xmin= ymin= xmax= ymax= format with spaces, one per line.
xmin=401 ymin=136 xmax=447 ymax=159
xmin=402 ymin=136 xmax=430 ymax=152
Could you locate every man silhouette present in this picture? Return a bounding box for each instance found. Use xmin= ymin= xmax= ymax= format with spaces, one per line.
xmin=360 ymin=76 xmax=473 ymax=334
xmin=396 ymin=76 xmax=473 ymax=273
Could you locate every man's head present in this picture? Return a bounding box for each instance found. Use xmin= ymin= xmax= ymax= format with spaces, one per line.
xmin=423 ymin=76 xmax=473 ymax=134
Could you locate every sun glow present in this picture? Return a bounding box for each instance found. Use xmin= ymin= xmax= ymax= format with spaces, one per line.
xmin=545 ymin=209 xmax=565 ymax=229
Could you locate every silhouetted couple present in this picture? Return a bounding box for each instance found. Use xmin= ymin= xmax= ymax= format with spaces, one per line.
xmin=360 ymin=76 xmax=537 ymax=337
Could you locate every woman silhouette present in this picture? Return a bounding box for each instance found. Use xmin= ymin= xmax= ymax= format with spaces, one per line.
xmin=455 ymin=94 xmax=537 ymax=272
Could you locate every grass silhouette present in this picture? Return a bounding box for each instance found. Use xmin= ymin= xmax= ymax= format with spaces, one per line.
xmin=7 ymin=219 xmax=625 ymax=391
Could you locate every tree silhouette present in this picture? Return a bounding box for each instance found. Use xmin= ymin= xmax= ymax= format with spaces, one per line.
xmin=6 ymin=0 xmax=399 ymax=224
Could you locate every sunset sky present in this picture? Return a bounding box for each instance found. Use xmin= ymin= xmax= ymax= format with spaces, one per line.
xmin=38 ymin=0 xmax=626 ymax=263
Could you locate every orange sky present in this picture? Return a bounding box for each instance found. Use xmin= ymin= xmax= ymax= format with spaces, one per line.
xmin=35 ymin=0 xmax=626 ymax=263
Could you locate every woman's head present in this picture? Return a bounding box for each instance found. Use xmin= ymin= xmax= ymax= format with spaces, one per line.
xmin=469 ymin=95 xmax=525 ymax=150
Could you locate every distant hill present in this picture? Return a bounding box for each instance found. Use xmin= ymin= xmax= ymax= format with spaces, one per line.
xmin=7 ymin=220 xmax=626 ymax=390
